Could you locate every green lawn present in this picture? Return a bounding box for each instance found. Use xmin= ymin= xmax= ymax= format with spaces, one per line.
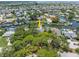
xmin=0 ymin=36 xmax=8 ymax=47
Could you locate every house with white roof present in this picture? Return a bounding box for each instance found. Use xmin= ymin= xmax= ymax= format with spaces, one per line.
xmin=61 ymin=29 xmax=77 ymax=39
xmin=2 ymin=31 xmax=15 ymax=37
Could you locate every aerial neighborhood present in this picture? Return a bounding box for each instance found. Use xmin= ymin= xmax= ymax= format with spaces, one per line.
xmin=0 ymin=1 xmax=79 ymax=57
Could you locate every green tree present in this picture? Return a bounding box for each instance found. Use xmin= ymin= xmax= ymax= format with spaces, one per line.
xmin=13 ymin=40 xmax=23 ymax=50
xmin=0 ymin=28 xmax=5 ymax=36
xmin=13 ymin=45 xmax=38 ymax=57
xmin=11 ymin=26 xmax=26 ymax=43
xmin=68 ymin=12 xmax=75 ymax=20
xmin=32 ymin=32 xmax=50 ymax=47
xmin=75 ymin=48 xmax=79 ymax=54
xmin=13 ymin=47 xmax=32 ymax=57
xmin=0 ymin=37 xmax=8 ymax=47
xmin=37 ymin=48 xmax=58 ymax=57
xmin=23 ymin=35 xmax=34 ymax=46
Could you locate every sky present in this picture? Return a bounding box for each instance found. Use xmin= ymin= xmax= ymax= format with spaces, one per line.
xmin=0 ymin=0 xmax=79 ymax=1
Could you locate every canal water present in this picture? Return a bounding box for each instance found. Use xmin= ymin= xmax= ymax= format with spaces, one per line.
xmin=71 ymin=20 xmax=79 ymax=28
xmin=61 ymin=20 xmax=79 ymax=30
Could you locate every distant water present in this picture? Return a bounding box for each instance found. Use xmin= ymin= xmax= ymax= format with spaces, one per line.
xmin=71 ymin=21 xmax=79 ymax=28
xmin=63 ymin=20 xmax=79 ymax=29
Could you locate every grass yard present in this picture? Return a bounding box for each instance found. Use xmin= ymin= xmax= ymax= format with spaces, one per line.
xmin=0 ymin=36 xmax=8 ymax=47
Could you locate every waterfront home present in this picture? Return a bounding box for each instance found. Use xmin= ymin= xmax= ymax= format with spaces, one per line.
xmin=4 ymin=18 xmax=16 ymax=23
xmin=5 ymin=13 xmax=13 ymax=18
xmin=51 ymin=28 xmax=61 ymax=36
xmin=49 ymin=15 xmax=59 ymax=22
xmin=46 ymin=18 xmax=52 ymax=24
xmin=61 ymin=29 xmax=77 ymax=39
xmin=15 ymin=12 xmax=22 ymax=17
xmin=59 ymin=15 xmax=67 ymax=23
xmin=74 ymin=15 xmax=79 ymax=21
xmin=0 ymin=15 xmax=5 ymax=24
xmin=2 ymin=31 xmax=15 ymax=37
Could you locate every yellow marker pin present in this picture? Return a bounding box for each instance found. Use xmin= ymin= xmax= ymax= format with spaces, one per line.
xmin=38 ymin=19 xmax=41 ymax=28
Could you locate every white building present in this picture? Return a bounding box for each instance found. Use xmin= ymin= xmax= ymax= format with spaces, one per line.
xmin=61 ymin=29 xmax=77 ymax=39
xmin=2 ymin=31 xmax=15 ymax=37
xmin=51 ymin=28 xmax=61 ymax=36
